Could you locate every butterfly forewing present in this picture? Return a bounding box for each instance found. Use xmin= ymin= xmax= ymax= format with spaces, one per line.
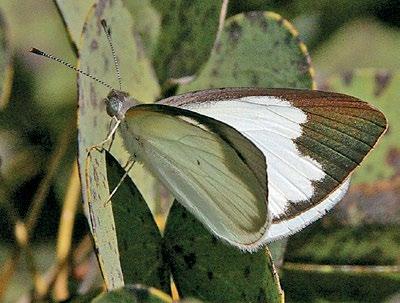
xmin=160 ymin=88 xmax=387 ymax=242
xmin=121 ymin=104 xmax=270 ymax=249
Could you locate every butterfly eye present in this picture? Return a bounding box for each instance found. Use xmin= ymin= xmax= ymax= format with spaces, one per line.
xmin=105 ymin=96 xmax=122 ymax=118
xmin=104 ymin=89 xmax=132 ymax=118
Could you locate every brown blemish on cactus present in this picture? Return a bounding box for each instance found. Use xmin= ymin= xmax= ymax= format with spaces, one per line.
xmin=245 ymin=11 xmax=269 ymax=32
xmin=387 ymin=148 xmax=400 ymax=174
xmin=374 ymin=71 xmax=392 ymax=97
xmin=227 ymin=21 xmax=242 ymax=45
xmin=90 ymin=39 xmax=98 ymax=51
xmin=342 ymin=71 xmax=354 ymax=86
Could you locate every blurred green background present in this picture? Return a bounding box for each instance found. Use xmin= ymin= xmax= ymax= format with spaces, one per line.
xmin=0 ymin=0 xmax=399 ymax=302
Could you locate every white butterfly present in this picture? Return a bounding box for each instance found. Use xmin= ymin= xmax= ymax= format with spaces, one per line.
xmin=101 ymin=86 xmax=386 ymax=251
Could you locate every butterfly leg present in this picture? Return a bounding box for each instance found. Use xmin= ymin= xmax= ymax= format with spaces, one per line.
xmin=106 ymin=118 xmax=118 ymax=151
xmin=84 ymin=117 xmax=124 ymax=208
xmin=103 ymin=158 xmax=136 ymax=207
xmin=86 ymin=117 xmax=121 ymax=155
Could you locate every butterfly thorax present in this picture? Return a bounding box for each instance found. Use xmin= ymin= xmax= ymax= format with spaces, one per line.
xmin=104 ymin=89 xmax=137 ymax=120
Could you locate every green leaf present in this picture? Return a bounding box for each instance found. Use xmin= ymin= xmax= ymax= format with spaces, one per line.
xmin=77 ymin=0 xmax=160 ymax=290
xmin=327 ymin=69 xmax=397 ymax=185
xmin=0 ymin=9 xmax=13 ymax=109
xmin=105 ymin=152 xmax=170 ymax=293
xmin=151 ymin=0 xmax=223 ymax=82
xmin=179 ymin=11 xmax=314 ymax=93
xmin=54 ymin=0 xmax=95 ymax=50
xmin=92 ymin=285 xmax=173 ymax=303
xmin=164 ymin=202 xmax=283 ymax=303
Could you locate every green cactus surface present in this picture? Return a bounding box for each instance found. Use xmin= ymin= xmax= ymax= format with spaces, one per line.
xmin=164 ymin=202 xmax=283 ymax=303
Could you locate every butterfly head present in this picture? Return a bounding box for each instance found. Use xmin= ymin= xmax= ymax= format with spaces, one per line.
xmin=104 ymin=89 xmax=137 ymax=120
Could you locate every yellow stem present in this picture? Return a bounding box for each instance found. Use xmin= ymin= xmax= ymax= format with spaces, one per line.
xmin=53 ymin=162 xmax=81 ymax=301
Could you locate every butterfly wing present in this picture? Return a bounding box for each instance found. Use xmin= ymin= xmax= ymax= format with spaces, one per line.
xmin=121 ymin=104 xmax=270 ymax=250
xmin=160 ymin=87 xmax=387 ymax=242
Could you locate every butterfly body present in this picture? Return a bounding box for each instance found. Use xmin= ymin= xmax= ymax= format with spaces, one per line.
xmin=103 ymin=87 xmax=387 ymax=250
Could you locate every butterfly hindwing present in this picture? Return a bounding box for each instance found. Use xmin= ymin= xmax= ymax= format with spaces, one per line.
xmin=121 ymin=104 xmax=270 ymax=249
xmin=160 ymin=87 xmax=387 ymax=241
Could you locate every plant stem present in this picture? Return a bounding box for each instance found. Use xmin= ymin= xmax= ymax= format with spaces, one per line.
xmin=53 ymin=162 xmax=81 ymax=301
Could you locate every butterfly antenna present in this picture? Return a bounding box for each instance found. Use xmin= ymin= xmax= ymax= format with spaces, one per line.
xmin=30 ymin=48 xmax=114 ymax=90
xmin=100 ymin=20 xmax=122 ymax=91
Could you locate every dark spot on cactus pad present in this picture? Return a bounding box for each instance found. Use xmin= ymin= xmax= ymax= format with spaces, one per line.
xmin=285 ymin=32 xmax=293 ymax=45
xmin=257 ymin=288 xmax=267 ymax=302
xmin=232 ymin=62 xmax=239 ymax=79
xmin=228 ymin=21 xmax=242 ymax=45
xmin=244 ymin=265 xmax=251 ymax=278
xmin=387 ymin=148 xmax=400 ymax=173
xmin=342 ymin=71 xmax=354 ymax=86
xmin=294 ymin=35 xmax=302 ymax=45
xmin=96 ymin=2 xmax=105 ymax=18
xmin=297 ymin=58 xmax=310 ymax=74
xmin=183 ymin=253 xmax=196 ymax=269
xmin=90 ymin=39 xmax=98 ymax=51
xmin=245 ymin=11 xmax=268 ymax=32
xmin=251 ymin=72 xmax=259 ymax=86
xmin=90 ymin=82 xmax=98 ymax=107
xmin=374 ymin=71 xmax=392 ymax=97
xmin=173 ymin=245 xmax=184 ymax=254
xmin=122 ymin=238 xmax=128 ymax=251
xmin=104 ymin=56 xmax=110 ymax=72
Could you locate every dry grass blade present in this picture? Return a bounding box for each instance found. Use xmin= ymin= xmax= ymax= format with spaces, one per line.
xmin=213 ymin=0 xmax=229 ymax=51
xmin=283 ymin=262 xmax=400 ymax=273
xmin=53 ymin=162 xmax=81 ymax=300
